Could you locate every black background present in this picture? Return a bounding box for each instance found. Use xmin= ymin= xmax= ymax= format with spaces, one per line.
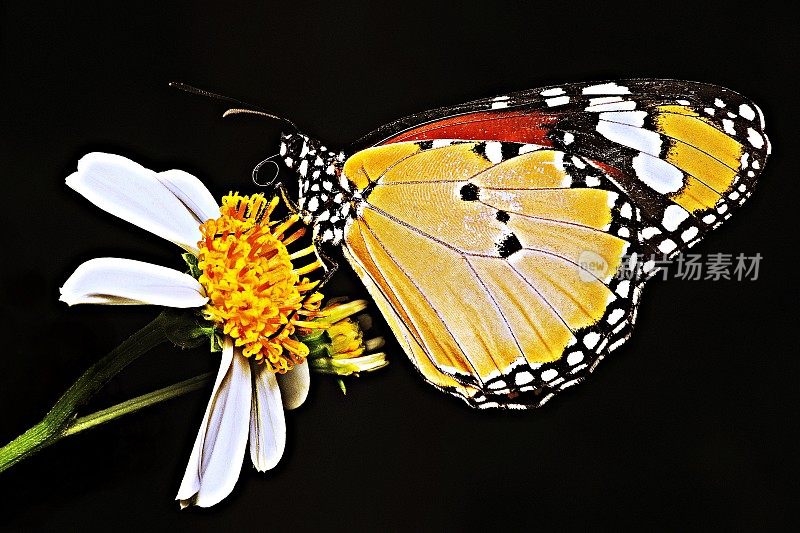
xmin=1 ymin=1 xmax=798 ymax=530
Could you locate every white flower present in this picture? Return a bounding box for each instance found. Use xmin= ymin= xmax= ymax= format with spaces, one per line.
xmin=60 ymin=153 xmax=313 ymax=508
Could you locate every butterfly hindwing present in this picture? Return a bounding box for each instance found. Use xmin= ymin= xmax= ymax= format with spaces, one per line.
xmin=342 ymin=141 xmax=647 ymax=408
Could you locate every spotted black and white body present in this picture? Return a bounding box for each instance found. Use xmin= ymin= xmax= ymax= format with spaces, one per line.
xmin=279 ymin=133 xmax=355 ymax=246
xmin=276 ymin=79 xmax=769 ymax=410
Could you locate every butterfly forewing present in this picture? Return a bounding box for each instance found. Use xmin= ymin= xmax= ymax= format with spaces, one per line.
xmin=362 ymin=81 xmax=769 ymax=265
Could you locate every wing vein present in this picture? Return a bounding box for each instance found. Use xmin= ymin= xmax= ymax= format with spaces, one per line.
xmin=360 ymin=219 xmax=483 ymax=384
xmin=463 ymin=257 xmax=525 ymax=371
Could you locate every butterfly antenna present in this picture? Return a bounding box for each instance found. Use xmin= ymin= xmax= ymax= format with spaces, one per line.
xmin=169 ymin=81 xmax=299 ymax=131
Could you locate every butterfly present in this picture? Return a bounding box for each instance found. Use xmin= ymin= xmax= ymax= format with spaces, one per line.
xmin=267 ymin=79 xmax=769 ymax=409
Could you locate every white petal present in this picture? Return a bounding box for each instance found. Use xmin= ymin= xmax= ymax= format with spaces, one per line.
xmin=277 ymin=362 xmax=310 ymax=410
xmin=60 ymin=258 xmax=207 ymax=308
xmin=177 ymin=339 xmax=252 ymax=508
xmin=157 ymin=169 xmax=220 ymax=223
xmin=249 ymin=362 xmax=287 ymax=472
xmin=67 ymin=153 xmax=209 ymax=253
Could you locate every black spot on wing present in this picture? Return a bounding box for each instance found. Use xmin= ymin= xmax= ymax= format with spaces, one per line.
xmin=496 ymin=210 xmax=510 ymax=223
xmin=497 ymin=233 xmax=522 ymax=258
xmin=460 ymin=183 xmax=480 ymax=201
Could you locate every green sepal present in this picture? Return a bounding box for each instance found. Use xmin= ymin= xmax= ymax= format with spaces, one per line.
xmin=298 ymin=330 xmax=332 ymax=359
xmin=160 ymin=308 xmax=221 ymax=352
xmin=182 ymin=253 xmax=202 ymax=279
xmin=208 ymin=329 xmax=223 ymax=352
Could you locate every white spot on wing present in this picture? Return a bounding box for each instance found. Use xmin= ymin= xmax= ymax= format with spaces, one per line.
xmin=722 ymin=119 xmax=736 ymax=135
xmin=616 ymin=280 xmax=630 ymax=298
xmin=485 ymin=141 xmax=503 ymax=164
xmin=658 ymin=239 xmax=677 ymax=254
xmin=632 ymin=153 xmax=683 ymax=194
xmin=582 ymin=82 xmax=630 ymax=95
xmin=540 ymin=87 xmax=565 ymax=96
xmin=747 ymin=128 xmax=765 ymax=148
xmin=754 ymin=103 xmax=766 ymax=129
xmin=739 ymin=103 xmax=756 ymax=121
xmin=546 ymin=95 xmax=570 ymax=107
xmin=681 ymin=226 xmax=699 ymax=242
xmin=662 ymin=204 xmax=690 ymax=231
xmin=541 ymin=369 xmax=559 ymax=381
xmin=599 ymin=111 xmax=648 ymax=127
xmin=607 ymin=308 xmax=625 ymax=325
xmin=567 ymin=352 xmax=584 ymax=366
xmin=582 ymin=332 xmax=601 ymax=349
xmin=588 ymin=96 xmax=623 ymax=106
xmin=597 ymin=122 xmax=662 ymax=155
xmin=515 ymin=371 xmax=534 ymax=385
xmin=642 ymin=227 xmax=661 ymax=239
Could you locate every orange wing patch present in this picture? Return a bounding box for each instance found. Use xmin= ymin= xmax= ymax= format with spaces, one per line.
xmin=652 ymin=106 xmax=746 ymax=214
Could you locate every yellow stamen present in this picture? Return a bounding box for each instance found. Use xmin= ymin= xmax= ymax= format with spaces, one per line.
xmin=197 ymin=192 xmax=323 ymax=373
xmin=289 ymin=245 xmax=317 ymax=261
xmin=282 ymin=228 xmax=306 ymax=247
xmin=294 ymin=260 xmax=323 ymax=276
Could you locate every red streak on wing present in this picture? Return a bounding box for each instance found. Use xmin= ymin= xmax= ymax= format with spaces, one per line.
xmin=379 ymin=110 xmax=560 ymax=146
xmin=592 ymin=161 xmax=626 ymax=180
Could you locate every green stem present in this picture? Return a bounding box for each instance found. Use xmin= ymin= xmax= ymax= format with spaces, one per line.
xmin=0 ymin=312 xmax=170 ymax=474
xmin=64 ymin=372 xmax=212 ymax=437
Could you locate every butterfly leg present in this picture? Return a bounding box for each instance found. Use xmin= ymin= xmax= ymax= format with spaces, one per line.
xmin=267 ymin=236 xmax=339 ymax=340
xmin=274 ymin=181 xmax=301 ymax=214
xmin=310 ymin=235 xmax=339 ymax=292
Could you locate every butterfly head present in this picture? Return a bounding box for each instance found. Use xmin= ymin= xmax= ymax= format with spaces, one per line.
xmin=279 ymin=132 xmax=353 ymax=246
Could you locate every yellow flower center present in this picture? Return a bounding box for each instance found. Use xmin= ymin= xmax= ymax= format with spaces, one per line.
xmin=197 ymin=193 xmax=323 ymax=373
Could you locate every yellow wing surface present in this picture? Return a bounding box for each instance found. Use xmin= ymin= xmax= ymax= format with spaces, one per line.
xmin=341 ymin=141 xmax=644 ymax=408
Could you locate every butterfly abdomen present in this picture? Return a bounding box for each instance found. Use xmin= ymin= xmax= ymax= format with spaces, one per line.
xmin=280 ymin=132 xmax=355 ymax=245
